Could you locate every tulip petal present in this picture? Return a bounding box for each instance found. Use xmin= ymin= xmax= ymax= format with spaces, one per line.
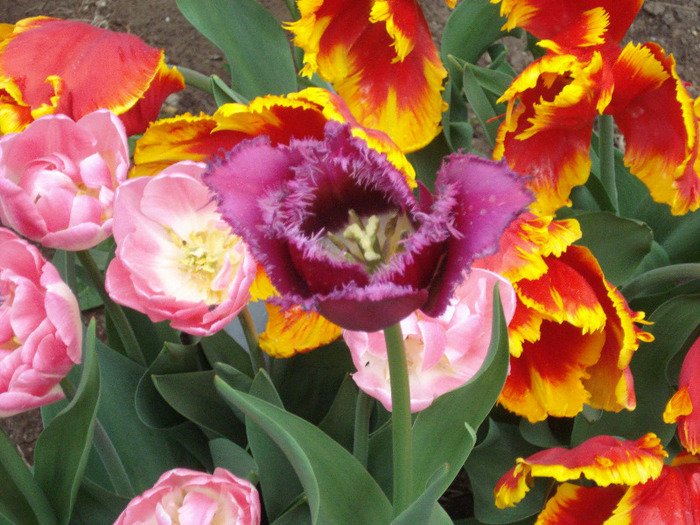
xmin=611 ymin=43 xmax=699 ymax=214
xmin=536 ymin=483 xmax=626 ymax=525
xmin=664 ymin=337 xmax=700 ymax=454
xmin=0 ymin=17 xmax=183 ymax=135
xmin=494 ymin=433 xmax=666 ymax=508
xmin=288 ymin=0 xmax=446 ymax=152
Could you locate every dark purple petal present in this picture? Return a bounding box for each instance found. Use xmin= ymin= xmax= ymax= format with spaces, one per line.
xmin=421 ymin=154 xmax=533 ymax=316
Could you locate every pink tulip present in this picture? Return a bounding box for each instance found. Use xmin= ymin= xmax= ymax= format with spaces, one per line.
xmin=105 ymin=161 xmax=257 ymax=336
xmin=343 ymin=268 xmax=517 ymax=412
xmin=114 ymin=467 xmax=261 ymax=525
xmin=0 ymin=109 xmax=129 ymax=250
xmin=0 ymin=228 xmax=82 ymax=417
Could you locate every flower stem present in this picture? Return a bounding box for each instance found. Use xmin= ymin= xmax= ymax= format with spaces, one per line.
xmin=176 ymin=66 xmax=213 ymax=95
xmin=598 ymin=113 xmax=618 ymax=213
xmin=76 ymin=250 xmax=145 ymax=366
xmin=238 ymin=306 xmax=266 ymax=373
xmin=383 ymin=323 xmax=413 ymax=516
xmin=353 ymin=390 xmax=373 ymax=468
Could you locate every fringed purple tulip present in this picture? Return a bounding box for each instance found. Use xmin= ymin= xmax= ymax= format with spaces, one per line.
xmin=205 ymin=122 xmax=532 ymax=332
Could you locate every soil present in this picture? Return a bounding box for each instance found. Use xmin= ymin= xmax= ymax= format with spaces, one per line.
xmin=1 ymin=0 xmax=699 ymax=514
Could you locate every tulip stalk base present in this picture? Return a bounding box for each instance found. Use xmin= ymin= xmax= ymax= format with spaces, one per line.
xmin=384 ymin=323 xmax=413 ymax=517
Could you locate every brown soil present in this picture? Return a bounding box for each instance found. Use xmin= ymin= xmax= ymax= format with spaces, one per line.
xmin=1 ymin=0 xmax=699 ymax=491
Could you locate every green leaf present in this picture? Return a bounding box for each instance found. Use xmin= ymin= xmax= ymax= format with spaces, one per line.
xmin=176 ymin=0 xmax=297 ymax=100
xmin=152 ymin=370 xmax=247 ymax=443
xmin=391 ymin=466 xmax=451 ymax=525
xmin=466 ymin=420 xmax=546 ymax=524
xmin=209 ymin=438 xmax=258 ymax=483
xmin=572 ymin=211 xmax=653 ymax=285
xmin=442 ymin=0 xmax=509 ymax=86
xmin=572 ymin=294 xmax=700 ymax=446
xmin=201 ymin=329 xmax=254 ymax=378
xmin=245 ymin=372 xmax=302 ymax=521
xmin=69 ymin=479 xmax=130 ymax=525
xmin=215 ymin=377 xmax=394 ymax=525
xmin=135 ymin=341 xmax=206 ymax=429
xmin=465 ymin=63 xmax=514 ymax=97
xmin=34 ymin=321 xmax=100 ymax=525
xmin=462 ymin=65 xmax=503 ymax=148
xmin=410 ymin=286 xmax=511 ymax=501
xmin=317 ymin=375 xmax=358 ymax=452
xmin=0 ymin=427 xmax=56 ymax=525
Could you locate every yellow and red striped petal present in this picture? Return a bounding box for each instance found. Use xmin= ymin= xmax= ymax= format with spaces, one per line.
xmin=492 ymin=0 xmax=642 ymax=45
xmin=0 ymin=17 xmax=183 ymax=135
xmin=664 ymin=337 xmax=700 ymax=454
xmin=494 ymin=433 xmax=666 ymax=509
xmin=495 ymin=53 xmax=605 ymax=215
xmin=536 ymin=483 xmax=626 ymax=525
xmin=132 ymin=87 xmax=417 ymax=185
xmin=287 ymin=0 xmax=446 ymax=152
xmin=259 ymin=302 xmax=341 ymax=358
xmin=610 ymin=43 xmax=700 ymax=215
xmin=608 ymin=461 xmax=700 ymax=524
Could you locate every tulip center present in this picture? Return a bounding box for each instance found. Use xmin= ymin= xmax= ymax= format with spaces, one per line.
xmin=169 ymin=226 xmax=242 ymax=305
xmin=326 ymin=209 xmax=413 ymax=272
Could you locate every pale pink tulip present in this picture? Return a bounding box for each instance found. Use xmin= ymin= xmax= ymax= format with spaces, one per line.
xmin=0 ymin=228 xmax=82 ymax=417
xmin=0 ymin=109 xmax=129 ymax=250
xmin=343 ymin=268 xmax=517 ymax=412
xmin=105 ymin=161 xmax=256 ymax=336
xmin=114 ymin=467 xmax=261 ymax=525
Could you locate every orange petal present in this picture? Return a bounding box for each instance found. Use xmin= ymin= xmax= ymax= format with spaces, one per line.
xmin=259 ymin=302 xmax=341 ymax=358
xmin=495 ymin=53 xmax=604 ymax=215
xmin=536 ymin=483 xmax=626 ymax=524
xmin=0 ymin=17 xmax=183 ymax=135
xmin=664 ymin=337 xmax=700 ymax=454
xmin=609 ymin=462 xmax=700 ymax=524
xmin=611 ymin=42 xmax=699 ymax=215
xmin=493 ymin=0 xmax=642 ymax=45
xmin=494 ymin=433 xmax=666 ymax=508
xmin=287 ymin=0 xmax=446 ymax=152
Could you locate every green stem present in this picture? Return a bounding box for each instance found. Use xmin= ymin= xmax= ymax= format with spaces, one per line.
xmin=176 ymin=66 xmax=214 ymax=95
xmin=76 ymin=250 xmax=145 ymax=366
xmin=621 ymin=263 xmax=700 ymax=300
xmin=238 ymin=306 xmax=266 ymax=373
xmin=353 ymin=390 xmax=373 ymax=468
xmin=384 ymin=323 xmax=412 ymax=516
xmin=598 ymin=113 xmax=618 ymax=213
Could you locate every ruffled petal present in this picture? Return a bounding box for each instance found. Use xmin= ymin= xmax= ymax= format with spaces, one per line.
xmin=495 ymin=53 xmax=604 ymax=215
xmin=287 ymin=0 xmax=446 ymax=152
xmin=259 ymin=302 xmax=341 ymax=358
xmin=611 ymin=43 xmax=700 ymax=214
xmin=493 ymin=0 xmax=642 ymax=45
xmin=0 ymin=17 xmax=183 ymax=135
xmin=536 ymin=483 xmax=626 ymax=525
xmin=664 ymin=337 xmax=700 ymax=454
xmin=494 ymin=433 xmax=666 ymax=508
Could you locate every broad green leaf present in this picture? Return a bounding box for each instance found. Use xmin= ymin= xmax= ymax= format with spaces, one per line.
xmin=391 ymin=466 xmax=451 ymax=525
xmin=465 ymin=63 xmax=514 ymax=97
xmin=0 ymin=427 xmax=56 ymax=525
xmin=176 ymin=0 xmax=297 ymax=100
xmin=519 ymin=419 xmax=563 ymax=449
xmin=245 ymin=372 xmax=302 ymax=521
xmin=34 ymin=321 xmax=100 ymax=525
xmin=317 ymin=375 xmax=358 ymax=452
xmin=200 ymin=328 xmax=254 ymax=377
xmin=210 ymin=74 xmax=248 ymax=105
xmin=69 ymin=479 xmax=130 ymax=525
xmin=572 ymin=294 xmax=700 ymax=446
xmin=209 ymin=438 xmax=258 ymax=483
xmin=410 ymin=287 xmax=510 ymax=501
xmin=153 ymin=370 xmax=247 ymax=444
xmin=215 ymin=377 xmax=394 ymax=525
xmin=572 ymin=211 xmax=653 ymax=285
xmin=462 ymin=65 xmax=503 ymax=147
xmin=466 ymin=420 xmax=546 ymax=524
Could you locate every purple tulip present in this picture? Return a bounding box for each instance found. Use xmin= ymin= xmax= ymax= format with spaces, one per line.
xmin=205 ymin=122 xmax=531 ymax=332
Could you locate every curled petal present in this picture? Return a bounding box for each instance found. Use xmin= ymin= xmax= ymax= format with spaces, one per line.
xmin=0 ymin=17 xmax=183 ymax=135
xmin=537 ymin=483 xmax=627 ymax=525
xmin=494 ymin=433 xmax=666 ymax=508
xmin=611 ymin=43 xmax=700 ymax=214
xmin=287 ymin=0 xmax=446 ymax=152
